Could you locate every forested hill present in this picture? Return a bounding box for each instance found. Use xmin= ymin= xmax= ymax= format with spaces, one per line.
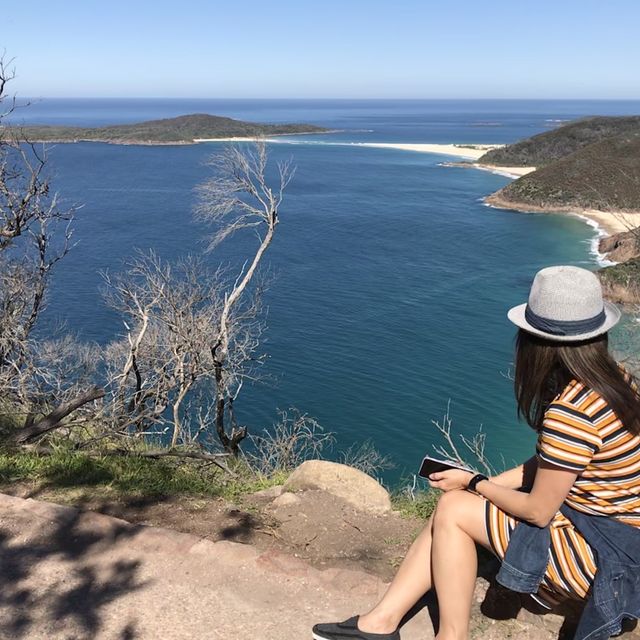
xmin=487 ymin=135 xmax=640 ymax=212
xmin=479 ymin=116 xmax=640 ymax=167
xmin=2 ymin=113 xmax=329 ymax=144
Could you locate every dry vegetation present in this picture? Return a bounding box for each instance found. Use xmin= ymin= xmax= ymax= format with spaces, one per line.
xmin=0 ymin=59 xmax=403 ymax=510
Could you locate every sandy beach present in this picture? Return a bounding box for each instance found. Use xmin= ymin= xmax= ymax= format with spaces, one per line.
xmin=193 ymin=138 xmax=502 ymax=160
xmin=579 ymin=209 xmax=640 ymax=235
xmin=486 ymin=193 xmax=640 ymax=236
xmin=348 ymin=142 xmax=502 ymax=159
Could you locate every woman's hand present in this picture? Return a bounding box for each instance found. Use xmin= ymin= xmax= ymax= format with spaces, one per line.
xmin=428 ymin=469 xmax=475 ymax=492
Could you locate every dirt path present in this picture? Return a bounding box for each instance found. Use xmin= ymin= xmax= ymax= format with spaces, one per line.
xmin=0 ymin=482 xmax=422 ymax=581
xmin=0 ymin=492 xmax=432 ymax=639
xmin=2 ymin=491 xmax=639 ymax=639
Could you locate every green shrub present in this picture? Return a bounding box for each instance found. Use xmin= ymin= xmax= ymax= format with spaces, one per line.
xmin=392 ymin=488 xmax=441 ymax=519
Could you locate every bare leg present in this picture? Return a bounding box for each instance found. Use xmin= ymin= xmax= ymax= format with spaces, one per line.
xmin=357 ymin=512 xmax=436 ymax=633
xmin=357 ymin=491 xmax=490 ymax=637
xmin=431 ymin=491 xmax=490 ymax=640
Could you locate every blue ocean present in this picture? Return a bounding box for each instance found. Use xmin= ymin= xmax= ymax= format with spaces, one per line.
xmin=11 ymin=99 xmax=640 ymax=483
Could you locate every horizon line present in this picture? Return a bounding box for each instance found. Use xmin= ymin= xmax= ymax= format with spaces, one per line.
xmin=15 ymin=96 xmax=640 ymax=102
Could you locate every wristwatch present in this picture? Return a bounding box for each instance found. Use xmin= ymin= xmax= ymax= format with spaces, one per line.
xmin=467 ymin=473 xmax=488 ymax=493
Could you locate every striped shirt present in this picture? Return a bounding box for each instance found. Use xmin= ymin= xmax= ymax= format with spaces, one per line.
xmin=537 ymin=378 xmax=640 ymax=527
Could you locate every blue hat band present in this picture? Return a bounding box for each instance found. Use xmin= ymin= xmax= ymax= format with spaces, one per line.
xmin=524 ymin=305 xmax=606 ymax=337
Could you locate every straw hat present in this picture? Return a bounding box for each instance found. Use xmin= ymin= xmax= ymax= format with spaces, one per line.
xmin=508 ymin=265 xmax=620 ymax=342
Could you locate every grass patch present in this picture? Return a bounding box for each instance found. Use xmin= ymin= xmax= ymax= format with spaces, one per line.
xmin=391 ymin=489 xmax=441 ymax=519
xmin=0 ymin=449 xmax=289 ymax=501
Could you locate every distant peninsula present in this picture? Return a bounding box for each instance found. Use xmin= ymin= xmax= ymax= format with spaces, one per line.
xmin=479 ymin=116 xmax=640 ymax=168
xmin=475 ymin=116 xmax=640 ymax=303
xmin=2 ymin=113 xmax=330 ymax=145
xmin=485 ymin=133 xmax=640 ymax=217
xmin=479 ymin=116 xmax=640 ymax=234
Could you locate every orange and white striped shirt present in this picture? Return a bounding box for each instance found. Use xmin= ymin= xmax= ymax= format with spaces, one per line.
xmin=537 ymin=378 xmax=640 ymax=527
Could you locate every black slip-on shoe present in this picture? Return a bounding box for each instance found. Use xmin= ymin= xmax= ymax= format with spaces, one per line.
xmin=312 ymin=616 xmax=400 ymax=640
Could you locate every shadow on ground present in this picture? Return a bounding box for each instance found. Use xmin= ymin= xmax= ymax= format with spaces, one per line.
xmin=0 ymin=502 xmax=147 ymax=639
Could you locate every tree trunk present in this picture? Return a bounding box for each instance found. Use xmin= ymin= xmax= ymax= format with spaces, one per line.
xmin=11 ymin=386 xmax=105 ymax=444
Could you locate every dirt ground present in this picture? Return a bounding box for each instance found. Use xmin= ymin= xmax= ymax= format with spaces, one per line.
xmin=5 ymin=481 xmax=640 ymax=639
xmin=0 ymin=481 xmax=421 ymax=581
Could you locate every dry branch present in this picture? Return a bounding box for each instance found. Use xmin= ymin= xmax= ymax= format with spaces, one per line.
xmin=196 ymin=141 xmax=294 ymax=453
xmin=11 ymin=386 xmax=105 ymax=444
xmin=110 ymin=448 xmax=237 ymax=475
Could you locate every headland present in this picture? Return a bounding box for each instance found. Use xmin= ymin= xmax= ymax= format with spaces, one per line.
xmin=2 ymin=113 xmax=330 ymax=145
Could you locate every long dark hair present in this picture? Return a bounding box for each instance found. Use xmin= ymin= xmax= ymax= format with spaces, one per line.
xmin=514 ymin=329 xmax=640 ymax=433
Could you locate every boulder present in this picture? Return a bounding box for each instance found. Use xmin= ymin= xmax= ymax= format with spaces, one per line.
xmin=599 ymin=229 xmax=639 ymax=263
xmin=283 ymin=460 xmax=392 ymax=514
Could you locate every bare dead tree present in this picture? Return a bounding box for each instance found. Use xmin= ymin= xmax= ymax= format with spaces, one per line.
xmin=0 ymin=57 xmax=105 ymax=444
xmin=42 ymin=142 xmax=291 ymax=460
xmin=102 ymin=253 xmax=223 ymax=443
xmin=195 ymin=141 xmax=294 ymax=453
xmin=1 ymin=67 xmax=294 ymax=464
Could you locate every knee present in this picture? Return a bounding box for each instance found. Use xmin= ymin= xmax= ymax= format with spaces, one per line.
xmin=433 ymin=490 xmax=469 ymax=529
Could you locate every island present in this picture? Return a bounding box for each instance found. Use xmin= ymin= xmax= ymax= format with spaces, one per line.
xmin=477 ymin=116 xmax=640 ymax=303
xmin=1 ymin=113 xmax=330 ymax=145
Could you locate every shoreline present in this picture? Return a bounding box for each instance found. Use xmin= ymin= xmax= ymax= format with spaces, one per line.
xmin=443 ymin=161 xmax=536 ymax=178
xmin=22 ymin=129 xmax=337 ymax=146
xmin=193 ymin=129 xmax=339 ymax=143
xmin=436 ymin=156 xmax=631 ymax=266
xmin=484 ymin=196 xmax=620 ymax=267
xmin=195 ymin=139 xmax=504 ymax=160
xmin=431 ymin=155 xmax=639 ymax=267
xmin=485 ymin=192 xmax=639 ymax=236
xmin=343 ymin=142 xmax=502 ymax=159
xmin=21 ymin=132 xmax=631 ymax=265
xmin=15 ymin=137 xmax=193 ymax=146
xmin=26 ymin=137 xmax=496 ymax=159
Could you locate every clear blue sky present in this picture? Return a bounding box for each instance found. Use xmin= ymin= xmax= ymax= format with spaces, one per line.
xmin=3 ymin=0 xmax=639 ymax=99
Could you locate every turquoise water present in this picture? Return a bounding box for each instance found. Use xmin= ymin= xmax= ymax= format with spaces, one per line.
xmin=27 ymin=100 xmax=640 ymax=482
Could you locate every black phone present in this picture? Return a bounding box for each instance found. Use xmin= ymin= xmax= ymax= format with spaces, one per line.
xmin=418 ymin=455 xmax=474 ymax=478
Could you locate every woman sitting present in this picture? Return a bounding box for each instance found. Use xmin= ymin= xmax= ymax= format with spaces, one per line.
xmin=313 ymin=265 xmax=640 ymax=640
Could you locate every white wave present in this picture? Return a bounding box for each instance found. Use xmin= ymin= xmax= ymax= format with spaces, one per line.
xmin=571 ymin=214 xmax=617 ymax=267
xmin=481 ymin=200 xmax=617 ymax=267
xmin=473 ymin=165 xmax=527 ymax=179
